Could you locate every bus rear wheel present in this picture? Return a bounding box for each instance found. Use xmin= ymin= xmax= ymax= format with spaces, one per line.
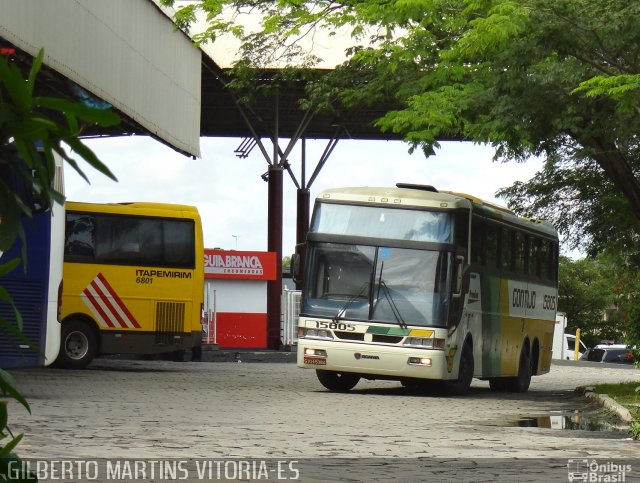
xmin=57 ymin=321 xmax=97 ymax=369
xmin=488 ymin=349 xmax=532 ymax=392
xmin=316 ymin=370 xmax=360 ymax=392
xmin=507 ymin=349 xmax=532 ymax=393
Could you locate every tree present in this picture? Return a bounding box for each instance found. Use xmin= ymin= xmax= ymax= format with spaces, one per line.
xmin=1 ymin=48 xmax=119 ymax=476
xmin=496 ymin=150 xmax=639 ymax=260
xmin=557 ymin=256 xmax=620 ymax=347
xmin=282 ymin=255 xmax=291 ymax=274
xmin=1 ymin=49 xmax=118 ymax=252
xmin=163 ymin=0 xmax=640 ymax=230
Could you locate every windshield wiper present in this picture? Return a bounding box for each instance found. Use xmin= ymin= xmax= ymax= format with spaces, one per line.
xmin=373 ymin=261 xmax=407 ymax=329
xmin=333 ymin=282 xmax=368 ymax=322
xmin=377 ymin=280 xmax=407 ymax=329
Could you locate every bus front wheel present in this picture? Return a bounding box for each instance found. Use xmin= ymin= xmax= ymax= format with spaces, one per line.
xmin=316 ymin=370 xmax=360 ymax=392
xmin=57 ymin=321 xmax=97 ymax=369
xmin=445 ymin=343 xmax=474 ymax=395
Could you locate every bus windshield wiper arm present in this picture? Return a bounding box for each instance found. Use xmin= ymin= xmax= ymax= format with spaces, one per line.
xmin=333 ymin=283 xmax=368 ymax=322
xmin=374 ymin=261 xmax=407 ymax=329
xmin=378 ymin=280 xmax=407 ymax=329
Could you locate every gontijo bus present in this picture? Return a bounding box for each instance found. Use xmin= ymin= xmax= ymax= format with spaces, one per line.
xmin=294 ymin=184 xmax=559 ymax=394
xmin=58 ymin=201 xmax=204 ymax=368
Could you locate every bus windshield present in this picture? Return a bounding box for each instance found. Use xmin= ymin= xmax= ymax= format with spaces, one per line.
xmin=312 ymin=203 xmax=453 ymax=242
xmin=303 ymin=243 xmax=452 ymax=327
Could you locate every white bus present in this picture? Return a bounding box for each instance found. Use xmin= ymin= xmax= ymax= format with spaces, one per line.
xmin=294 ymin=184 xmax=559 ymax=394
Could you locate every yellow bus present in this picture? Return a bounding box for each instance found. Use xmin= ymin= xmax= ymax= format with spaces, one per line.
xmin=57 ymin=201 xmax=204 ymax=368
xmin=294 ymin=184 xmax=559 ymax=394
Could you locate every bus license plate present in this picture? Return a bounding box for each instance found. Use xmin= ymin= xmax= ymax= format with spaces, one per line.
xmin=304 ymin=356 xmax=326 ymax=365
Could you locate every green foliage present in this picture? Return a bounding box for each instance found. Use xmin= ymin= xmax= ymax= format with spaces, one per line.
xmin=162 ymin=0 xmax=640 ymax=227
xmin=282 ymin=255 xmax=291 ymax=273
xmin=0 ymin=48 xmax=119 ymax=253
xmin=1 ymin=47 xmax=120 ymax=478
xmin=0 ymin=259 xmax=40 ymax=356
xmin=159 ymin=0 xmax=639 ymax=441
xmin=631 ymin=419 xmax=640 ymax=440
xmin=573 ymin=75 xmax=640 ymax=115
xmin=557 ymin=256 xmax=620 ymax=346
xmin=497 ymin=144 xmax=640 ymax=260
xmin=594 ymin=381 xmax=640 ymax=439
xmin=594 ymin=381 xmax=640 ymax=400
xmin=555 ymin=251 xmax=640 ymax=351
xmin=606 ymin=261 xmax=640 ymax=351
xmin=0 ymin=368 xmax=34 ymax=482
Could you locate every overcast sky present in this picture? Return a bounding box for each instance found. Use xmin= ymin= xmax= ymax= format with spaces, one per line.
xmin=66 ymin=136 xmax=544 ymax=257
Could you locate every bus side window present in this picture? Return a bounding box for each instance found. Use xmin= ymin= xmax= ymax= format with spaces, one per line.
xmin=538 ymin=240 xmax=549 ymax=281
xmin=552 ymin=242 xmax=560 ymax=282
xmin=138 ymin=218 xmax=163 ymax=263
xmin=163 ymin=220 xmax=195 ymax=267
xmin=96 ymin=217 xmax=142 ymax=262
xmin=471 ymin=216 xmax=484 ymax=265
xmin=514 ymin=231 xmax=526 ymax=274
xmin=64 ymin=214 xmax=95 ymax=259
xmin=529 ymin=237 xmax=541 ymax=278
xmin=454 ymin=211 xmax=469 ymax=254
xmin=471 ymin=215 xmax=485 ymax=265
xmin=499 ymin=227 xmax=512 ymax=271
xmin=485 ymin=223 xmax=498 ymax=269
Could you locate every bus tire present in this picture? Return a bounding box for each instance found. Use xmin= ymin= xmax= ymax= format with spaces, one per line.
xmin=445 ymin=343 xmax=474 ymax=395
xmin=505 ymin=348 xmax=532 ymax=393
xmin=57 ymin=321 xmax=97 ymax=369
xmin=316 ymin=370 xmax=360 ymax=392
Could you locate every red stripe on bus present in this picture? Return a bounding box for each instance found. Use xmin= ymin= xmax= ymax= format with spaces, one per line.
xmin=96 ymin=273 xmax=141 ymax=329
xmin=90 ymin=278 xmax=129 ymax=329
xmin=82 ymin=286 xmax=116 ymax=328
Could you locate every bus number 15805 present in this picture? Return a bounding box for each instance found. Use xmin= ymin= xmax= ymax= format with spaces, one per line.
xmin=315 ymin=321 xmax=356 ymax=331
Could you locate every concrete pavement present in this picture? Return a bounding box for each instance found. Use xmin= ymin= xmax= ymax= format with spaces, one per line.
xmin=5 ymin=359 xmax=640 ymax=482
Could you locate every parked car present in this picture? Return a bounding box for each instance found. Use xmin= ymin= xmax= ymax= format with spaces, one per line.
xmin=580 ymin=344 xmax=636 ymax=364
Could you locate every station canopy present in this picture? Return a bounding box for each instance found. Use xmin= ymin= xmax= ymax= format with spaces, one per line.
xmin=0 ymin=0 xmax=402 ymax=158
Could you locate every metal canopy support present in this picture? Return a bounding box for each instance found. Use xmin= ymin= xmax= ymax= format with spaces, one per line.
xmin=266 ymin=92 xmax=283 ymax=350
xmin=229 ymin=88 xmax=342 ymax=349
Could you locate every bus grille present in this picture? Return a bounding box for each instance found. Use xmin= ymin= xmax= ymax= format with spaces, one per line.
xmin=371 ymin=335 xmax=403 ymax=344
xmin=335 ymin=331 xmax=365 ymax=341
xmin=155 ymin=302 xmax=185 ymax=345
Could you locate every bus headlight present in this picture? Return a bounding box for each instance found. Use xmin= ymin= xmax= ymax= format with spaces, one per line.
xmin=298 ymin=327 xmax=333 ymax=340
xmin=408 ymin=357 xmax=432 ymax=367
xmin=304 ymin=348 xmax=327 ymax=357
xmin=403 ymin=337 xmax=445 ymax=349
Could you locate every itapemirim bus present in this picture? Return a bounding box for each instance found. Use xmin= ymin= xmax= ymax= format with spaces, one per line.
xmin=294 ymin=184 xmax=559 ymax=394
xmin=58 ymin=201 xmax=204 ymax=368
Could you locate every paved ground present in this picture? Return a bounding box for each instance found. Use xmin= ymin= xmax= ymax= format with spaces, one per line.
xmin=5 ymin=359 xmax=640 ymax=482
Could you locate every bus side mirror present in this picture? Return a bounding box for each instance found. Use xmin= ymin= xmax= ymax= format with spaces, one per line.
xmin=291 ymin=243 xmax=306 ymax=285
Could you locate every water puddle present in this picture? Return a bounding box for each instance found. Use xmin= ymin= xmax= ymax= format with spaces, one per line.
xmin=514 ymin=410 xmax=629 ymax=433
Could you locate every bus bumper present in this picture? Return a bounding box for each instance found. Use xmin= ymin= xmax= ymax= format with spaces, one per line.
xmin=296 ymin=338 xmax=452 ymax=381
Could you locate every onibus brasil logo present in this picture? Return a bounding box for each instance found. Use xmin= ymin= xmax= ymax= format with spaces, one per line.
xmin=567 ymin=459 xmax=632 ymax=482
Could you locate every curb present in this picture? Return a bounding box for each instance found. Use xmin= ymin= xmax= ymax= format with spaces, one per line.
xmin=199 ymin=348 xmax=297 ymax=363
xmin=578 ymin=386 xmax=634 ymax=423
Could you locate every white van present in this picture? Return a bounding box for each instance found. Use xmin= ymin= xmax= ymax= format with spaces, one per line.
xmin=561 ymin=333 xmax=588 ymax=360
xmin=552 ymin=313 xmax=587 ymax=360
